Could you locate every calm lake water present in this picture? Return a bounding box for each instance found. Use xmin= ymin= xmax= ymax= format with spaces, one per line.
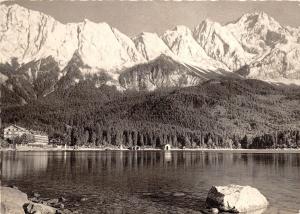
xmin=1 ymin=151 xmax=300 ymax=214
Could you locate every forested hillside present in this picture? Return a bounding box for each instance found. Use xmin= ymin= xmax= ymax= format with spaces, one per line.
xmin=2 ymin=78 xmax=300 ymax=149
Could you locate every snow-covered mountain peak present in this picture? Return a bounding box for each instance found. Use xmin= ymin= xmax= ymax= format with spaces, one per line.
xmin=134 ymin=32 xmax=161 ymax=41
xmin=198 ymin=18 xmax=219 ymax=28
xmin=1 ymin=3 xmax=300 ymax=90
xmin=162 ymin=25 xmax=208 ymax=60
xmin=234 ymin=11 xmax=281 ymax=28
xmin=172 ymin=25 xmax=192 ymax=35
xmin=226 ymin=11 xmax=288 ymax=56
xmin=142 ymin=32 xmax=160 ymax=36
xmin=1 ymin=3 xmax=32 ymax=14
xmin=133 ymin=32 xmax=174 ymax=60
xmin=162 ymin=25 xmax=229 ymax=71
xmin=81 ymin=19 xmax=111 ymax=29
xmin=194 ymin=18 xmax=252 ymax=70
xmin=0 ymin=3 xmax=56 ymax=26
xmin=83 ymin=18 xmax=92 ymax=23
xmin=0 ymin=3 xmax=145 ymax=72
xmin=79 ymin=19 xmax=112 ymax=32
xmin=76 ymin=20 xmax=145 ymax=72
xmin=195 ymin=19 xmax=223 ymax=36
xmin=0 ymin=3 xmax=67 ymax=65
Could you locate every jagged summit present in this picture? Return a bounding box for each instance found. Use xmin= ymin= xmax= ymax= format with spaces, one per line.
xmin=172 ymin=25 xmax=192 ymax=35
xmin=198 ymin=18 xmax=217 ymax=27
xmin=228 ymin=11 xmax=282 ymax=30
xmin=194 ymin=19 xmax=253 ymax=70
xmin=133 ymin=32 xmax=174 ymax=61
xmin=0 ymin=3 xmax=144 ymax=72
xmin=161 ymin=24 xmax=229 ymax=71
xmin=229 ymin=11 xmax=278 ymax=26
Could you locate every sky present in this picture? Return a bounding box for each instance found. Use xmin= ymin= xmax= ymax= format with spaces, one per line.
xmin=3 ymin=1 xmax=300 ymax=36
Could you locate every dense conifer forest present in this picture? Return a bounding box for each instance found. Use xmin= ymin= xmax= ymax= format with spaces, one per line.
xmin=1 ymin=78 xmax=300 ymax=149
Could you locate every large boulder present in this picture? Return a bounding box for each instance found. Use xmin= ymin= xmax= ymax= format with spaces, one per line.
xmin=0 ymin=186 xmax=29 ymax=214
xmin=205 ymin=184 xmax=268 ymax=213
xmin=0 ymin=186 xmax=59 ymax=214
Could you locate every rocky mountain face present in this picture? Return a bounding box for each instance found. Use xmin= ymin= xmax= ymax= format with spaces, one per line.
xmin=119 ymin=54 xmax=239 ymax=91
xmin=0 ymin=4 xmax=144 ymax=71
xmin=161 ymin=25 xmax=228 ymax=71
xmin=133 ymin=32 xmax=174 ymax=61
xmin=227 ymin=12 xmax=300 ymax=83
xmin=1 ymin=56 xmax=61 ymax=103
xmin=0 ymin=4 xmax=300 ymax=102
xmin=193 ymin=19 xmax=253 ymax=71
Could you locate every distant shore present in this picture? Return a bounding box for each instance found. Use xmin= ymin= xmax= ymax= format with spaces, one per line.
xmin=1 ymin=146 xmax=300 ymax=153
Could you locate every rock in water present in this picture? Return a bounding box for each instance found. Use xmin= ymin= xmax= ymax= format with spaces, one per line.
xmin=80 ymin=197 xmax=88 ymax=202
xmin=172 ymin=192 xmax=185 ymax=197
xmin=211 ymin=208 xmax=219 ymax=214
xmin=33 ymin=193 xmax=41 ymax=198
xmin=24 ymin=202 xmax=57 ymax=214
xmin=205 ymin=184 xmax=268 ymax=213
xmin=0 ymin=186 xmax=29 ymax=214
xmin=59 ymin=197 xmax=67 ymax=202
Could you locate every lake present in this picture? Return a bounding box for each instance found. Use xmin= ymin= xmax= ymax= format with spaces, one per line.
xmin=1 ymin=151 xmax=300 ymax=214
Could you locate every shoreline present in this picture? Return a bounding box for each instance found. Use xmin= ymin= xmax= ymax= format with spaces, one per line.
xmin=1 ymin=147 xmax=300 ymax=153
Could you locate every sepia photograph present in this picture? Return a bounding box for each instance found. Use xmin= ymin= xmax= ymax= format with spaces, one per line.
xmin=0 ymin=0 xmax=300 ymax=213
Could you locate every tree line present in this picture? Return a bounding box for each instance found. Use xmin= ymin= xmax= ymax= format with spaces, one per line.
xmin=2 ymin=78 xmax=300 ymax=149
xmin=48 ymin=120 xmax=300 ymax=149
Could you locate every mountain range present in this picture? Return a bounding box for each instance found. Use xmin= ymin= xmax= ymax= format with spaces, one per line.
xmin=1 ymin=3 xmax=300 ymax=104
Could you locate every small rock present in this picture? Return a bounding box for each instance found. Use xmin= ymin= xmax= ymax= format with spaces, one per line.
xmin=60 ymin=209 xmax=73 ymax=214
xmin=52 ymin=203 xmax=64 ymax=209
xmin=41 ymin=201 xmax=48 ymax=205
xmin=211 ymin=208 xmax=219 ymax=214
xmin=30 ymin=197 xmax=40 ymax=203
xmin=59 ymin=197 xmax=67 ymax=202
xmin=33 ymin=193 xmax=41 ymax=198
xmin=142 ymin=193 xmax=152 ymax=196
xmin=24 ymin=203 xmax=34 ymax=213
xmin=40 ymin=198 xmax=50 ymax=202
xmin=46 ymin=199 xmax=59 ymax=205
xmin=172 ymin=192 xmax=185 ymax=197
xmin=80 ymin=197 xmax=88 ymax=202
xmin=24 ymin=202 xmax=57 ymax=214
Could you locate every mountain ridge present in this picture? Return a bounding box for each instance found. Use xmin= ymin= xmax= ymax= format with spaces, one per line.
xmin=1 ymin=3 xmax=300 ymax=101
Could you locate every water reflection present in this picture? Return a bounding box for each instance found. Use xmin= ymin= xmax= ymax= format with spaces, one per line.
xmin=1 ymin=151 xmax=49 ymax=179
xmin=164 ymin=151 xmax=172 ymax=162
xmin=1 ymin=151 xmax=300 ymax=179
xmin=1 ymin=151 xmax=300 ymax=214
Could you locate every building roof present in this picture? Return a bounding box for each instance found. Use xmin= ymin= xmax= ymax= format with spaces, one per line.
xmin=30 ymin=130 xmax=48 ymax=136
xmin=4 ymin=124 xmax=48 ymax=136
xmin=4 ymin=124 xmax=29 ymax=132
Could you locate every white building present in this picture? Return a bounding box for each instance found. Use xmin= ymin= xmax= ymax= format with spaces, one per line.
xmin=29 ymin=131 xmax=49 ymax=146
xmin=4 ymin=125 xmax=30 ymax=140
xmin=163 ymin=144 xmax=171 ymax=150
xmin=3 ymin=125 xmax=48 ymax=145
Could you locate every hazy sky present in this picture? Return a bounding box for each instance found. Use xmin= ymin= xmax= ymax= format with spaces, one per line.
xmin=4 ymin=1 xmax=300 ymax=36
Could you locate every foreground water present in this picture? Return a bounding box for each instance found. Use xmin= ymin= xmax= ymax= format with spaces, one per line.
xmin=1 ymin=151 xmax=300 ymax=214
